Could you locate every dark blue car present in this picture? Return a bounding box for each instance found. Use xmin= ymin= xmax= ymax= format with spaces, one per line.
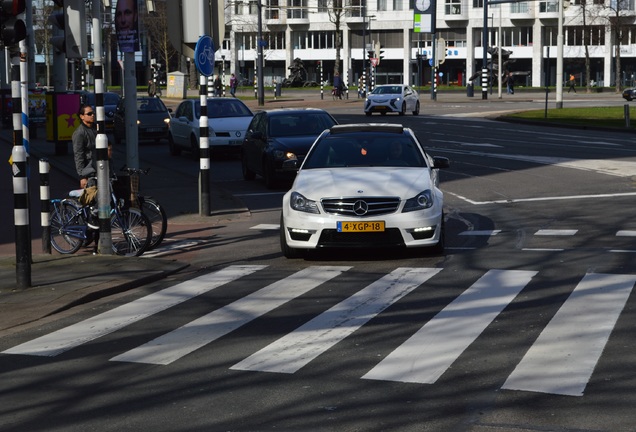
xmin=241 ymin=108 xmax=338 ymax=188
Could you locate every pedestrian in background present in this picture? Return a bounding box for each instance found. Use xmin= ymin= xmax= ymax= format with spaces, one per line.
xmin=214 ymin=75 xmax=222 ymax=97
xmin=230 ymin=73 xmax=238 ymax=97
xmin=568 ymin=74 xmax=577 ymax=93
xmin=333 ymin=72 xmax=343 ymax=99
xmin=147 ymin=79 xmax=156 ymax=97
xmin=507 ymin=72 xmax=515 ymax=95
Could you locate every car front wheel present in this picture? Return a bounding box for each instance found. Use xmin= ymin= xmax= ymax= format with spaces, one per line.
xmin=242 ymin=151 xmax=256 ymax=180
xmin=413 ymin=101 xmax=420 ymax=115
xmin=168 ymin=134 xmax=181 ymax=156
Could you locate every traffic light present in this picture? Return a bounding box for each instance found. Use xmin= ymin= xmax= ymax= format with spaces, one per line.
xmin=0 ymin=0 xmax=26 ymax=46
xmin=367 ymin=50 xmax=374 ymax=59
xmin=49 ymin=0 xmax=87 ymax=59
xmin=374 ymin=41 xmax=384 ymax=65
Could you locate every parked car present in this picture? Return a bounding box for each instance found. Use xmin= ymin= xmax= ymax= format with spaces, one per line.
xmin=364 ymin=84 xmax=420 ymax=116
xmin=168 ymin=97 xmax=253 ymax=156
xmin=280 ymin=123 xmax=450 ymax=258
xmin=113 ymin=97 xmax=172 ymax=144
xmin=80 ymin=91 xmax=121 ymax=131
xmin=622 ymin=88 xmax=636 ymax=101
xmin=241 ymin=108 xmax=338 ymax=188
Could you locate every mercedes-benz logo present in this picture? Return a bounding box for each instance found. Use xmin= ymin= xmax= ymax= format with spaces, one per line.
xmin=353 ymin=200 xmax=368 ymax=216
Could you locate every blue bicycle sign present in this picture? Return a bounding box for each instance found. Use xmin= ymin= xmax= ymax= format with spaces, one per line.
xmin=194 ymin=35 xmax=216 ymax=77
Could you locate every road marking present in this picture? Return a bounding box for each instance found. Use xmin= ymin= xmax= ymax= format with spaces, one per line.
xmin=362 ymin=269 xmax=536 ymax=384
xmin=250 ymin=224 xmax=280 ymax=230
xmin=502 ymin=273 xmax=636 ymax=396
xmin=231 ymin=267 xmax=442 ymax=374
xmin=535 ymin=229 xmax=577 ymax=236
xmin=2 ymin=265 xmax=266 ymax=357
xmin=616 ymin=230 xmax=636 ymax=236
xmin=458 ymin=230 xmax=502 ymax=236
xmin=110 ymin=266 xmax=351 ymax=365
xmin=447 ymin=190 xmax=636 ymax=205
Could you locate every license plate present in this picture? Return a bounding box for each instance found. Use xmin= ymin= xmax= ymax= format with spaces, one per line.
xmin=229 ymin=140 xmax=241 ymax=145
xmin=337 ymin=221 xmax=385 ymax=232
xmin=146 ymin=127 xmax=163 ymax=133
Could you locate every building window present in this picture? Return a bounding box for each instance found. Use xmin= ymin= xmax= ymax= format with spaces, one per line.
xmin=378 ymin=0 xmax=387 ymax=11
xmin=473 ymin=0 xmax=484 ymax=8
xmin=539 ymin=1 xmax=558 ymax=12
xmin=288 ymin=0 xmax=308 ymax=18
xmin=318 ymin=0 xmax=328 ymax=12
xmin=445 ymin=0 xmax=462 ymax=14
xmin=346 ymin=0 xmax=364 ymax=17
xmin=511 ymin=2 xmax=529 ymax=13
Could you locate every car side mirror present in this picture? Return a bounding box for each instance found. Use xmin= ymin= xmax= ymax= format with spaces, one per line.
xmin=432 ymin=156 xmax=450 ymax=169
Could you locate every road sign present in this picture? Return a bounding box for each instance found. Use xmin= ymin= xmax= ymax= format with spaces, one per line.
xmin=194 ymin=35 xmax=215 ymax=77
xmin=370 ymin=57 xmax=379 ymax=67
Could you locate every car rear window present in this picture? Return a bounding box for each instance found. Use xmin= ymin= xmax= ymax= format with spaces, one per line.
xmin=303 ymin=133 xmax=425 ymax=169
xmin=268 ymin=113 xmax=336 ymax=137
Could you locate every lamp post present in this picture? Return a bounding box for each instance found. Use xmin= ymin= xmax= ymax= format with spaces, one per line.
xmin=257 ymin=0 xmax=264 ymax=106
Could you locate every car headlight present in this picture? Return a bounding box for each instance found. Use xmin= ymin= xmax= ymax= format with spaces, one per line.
xmin=274 ymin=150 xmax=297 ymax=161
xmin=290 ymin=191 xmax=320 ymax=214
xmin=403 ymin=190 xmax=434 ymax=212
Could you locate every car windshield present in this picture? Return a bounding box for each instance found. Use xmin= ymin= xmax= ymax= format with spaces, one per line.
xmin=302 ymin=133 xmax=426 ymax=169
xmin=371 ymin=86 xmax=402 ymax=95
xmin=195 ymin=99 xmax=253 ymax=118
xmin=137 ymin=98 xmax=167 ymax=113
xmin=268 ymin=113 xmax=336 ymax=137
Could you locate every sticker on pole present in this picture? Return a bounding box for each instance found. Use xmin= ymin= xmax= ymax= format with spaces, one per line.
xmin=194 ymin=35 xmax=216 ymax=77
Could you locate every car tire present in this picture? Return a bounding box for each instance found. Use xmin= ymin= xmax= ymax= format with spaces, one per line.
xmin=263 ymin=158 xmax=277 ymax=189
xmin=280 ymin=214 xmax=304 ymax=259
xmin=168 ymin=134 xmax=181 ymax=156
xmin=413 ymin=101 xmax=420 ymax=116
xmin=242 ymin=151 xmax=256 ymax=180
xmin=399 ymin=103 xmax=406 ymax=116
xmin=190 ymin=134 xmax=199 ymax=159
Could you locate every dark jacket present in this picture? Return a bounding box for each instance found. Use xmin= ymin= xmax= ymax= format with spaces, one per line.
xmin=72 ymin=122 xmax=97 ymax=181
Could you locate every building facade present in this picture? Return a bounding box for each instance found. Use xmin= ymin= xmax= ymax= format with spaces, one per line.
xmin=216 ymin=0 xmax=636 ymax=89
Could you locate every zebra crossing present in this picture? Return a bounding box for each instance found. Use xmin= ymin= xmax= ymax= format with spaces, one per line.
xmin=3 ymin=265 xmax=635 ymax=397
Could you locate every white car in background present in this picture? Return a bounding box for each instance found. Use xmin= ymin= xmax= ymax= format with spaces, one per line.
xmin=280 ymin=123 xmax=450 ymax=258
xmin=168 ymin=97 xmax=254 ymax=156
xmin=364 ymin=84 xmax=420 ymax=116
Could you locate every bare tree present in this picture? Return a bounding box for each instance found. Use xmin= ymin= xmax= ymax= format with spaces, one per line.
xmin=32 ymin=0 xmax=55 ymax=88
xmin=325 ymin=0 xmax=345 ymax=78
xmin=144 ymin=2 xmax=178 ymax=76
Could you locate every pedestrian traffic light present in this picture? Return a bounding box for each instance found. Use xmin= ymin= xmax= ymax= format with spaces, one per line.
xmin=374 ymin=41 xmax=384 ymax=65
xmin=367 ymin=50 xmax=374 ymax=59
xmin=49 ymin=0 xmax=87 ymax=59
xmin=0 ymin=0 xmax=26 ymax=46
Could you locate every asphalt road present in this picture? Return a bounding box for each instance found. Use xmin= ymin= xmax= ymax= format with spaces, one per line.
xmin=1 ymin=92 xmax=636 ymax=431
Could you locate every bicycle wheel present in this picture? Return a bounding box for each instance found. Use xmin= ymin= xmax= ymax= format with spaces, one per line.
xmin=110 ymin=208 xmax=152 ymax=257
xmin=139 ymin=196 xmax=167 ymax=249
xmin=50 ymin=199 xmax=84 ymax=254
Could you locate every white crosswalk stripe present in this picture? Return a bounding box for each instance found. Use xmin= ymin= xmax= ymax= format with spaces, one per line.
xmin=362 ymin=269 xmax=537 ymax=384
xmin=502 ymin=273 xmax=636 ymax=396
xmin=2 ymin=265 xmax=266 ymax=357
xmin=110 ymin=266 xmax=351 ymax=365
xmin=3 ymin=266 xmax=635 ymax=398
xmin=231 ymin=267 xmax=442 ymax=374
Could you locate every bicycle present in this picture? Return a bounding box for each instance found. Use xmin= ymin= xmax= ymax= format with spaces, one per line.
xmin=117 ymin=167 xmax=168 ymax=250
xmin=50 ymin=176 xmax=152 ymax=257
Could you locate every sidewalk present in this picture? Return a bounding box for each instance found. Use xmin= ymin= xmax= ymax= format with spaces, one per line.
xmin=0 ymin=88 xmax=623 ymax=334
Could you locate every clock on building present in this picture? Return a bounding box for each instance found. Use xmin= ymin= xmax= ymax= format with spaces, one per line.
xmin=415 ymin=0 xmax=431 ymax=13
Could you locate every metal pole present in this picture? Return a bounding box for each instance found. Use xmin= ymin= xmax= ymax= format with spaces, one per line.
xmin=199 ymin=0 xmax=210 ymax=216
xmin=12 ymin=58 xmax=30 ymax=288
xmin=482 ymin=0 xmax=489 ymax=100
xmin=39 ymin=159 xmax=51 ymax=254
xmin=257 ymin=0 xmax=264 ymax=106
xmin=431 ymin=32 xmax=436 ymax=100
xmin=556 ymin=0 xmax=564 ymax=108
xmin=93 ymin=0 xmax=112 ymax=254
xmin=498 ymin=9 xmax=502 ymax=99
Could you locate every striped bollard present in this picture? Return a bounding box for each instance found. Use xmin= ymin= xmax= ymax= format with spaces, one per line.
xmin=39 ymin=159 xmax=51 ymax=254
xmin=482 ymin=68 xmax=488 ymax=100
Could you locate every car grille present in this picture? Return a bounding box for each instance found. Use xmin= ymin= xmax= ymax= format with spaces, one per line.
xmin=318 ymin=228 xmax=404 ymax=248
xmin=321 ymin=197 xmax=400 ymax=217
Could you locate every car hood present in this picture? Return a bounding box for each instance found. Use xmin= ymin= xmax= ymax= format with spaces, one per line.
xmin=209 ymin=117 xmax=252 ymax=132
xmin=368 ymin=93 xmax=401 ymax=100
xmin=292 ymin=167 xmax=432 ymax=198
xmin=271 ymin=135 xmax=319 ymax=153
